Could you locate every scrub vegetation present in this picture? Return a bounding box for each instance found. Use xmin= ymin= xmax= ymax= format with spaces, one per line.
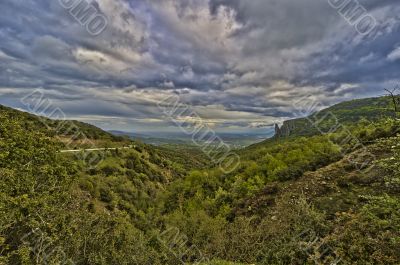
xmin=1 ymin=96 xmax=399 ymax=264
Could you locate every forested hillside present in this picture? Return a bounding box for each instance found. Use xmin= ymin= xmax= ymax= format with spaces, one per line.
xmin=1 ymin=97 xmax=399 ymax=264
xmin=0 ymin=104 xmax=127 ymax=144
xmin=275 ymin=96 xmax=396 ymax=138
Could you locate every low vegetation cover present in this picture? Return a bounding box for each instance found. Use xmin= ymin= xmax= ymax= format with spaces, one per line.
xmin=0 ymin=96 xmax=399 ymax=264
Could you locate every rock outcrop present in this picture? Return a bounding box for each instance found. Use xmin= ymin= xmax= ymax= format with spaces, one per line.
xmin=274 ymin=120 xmax=296 ymax=138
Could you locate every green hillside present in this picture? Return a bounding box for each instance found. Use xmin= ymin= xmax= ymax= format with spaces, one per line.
xmin=0 ymin=104 xmax=126 ymax=142
xmin=1 ymin=96 xmax=400 ymax=264
xmin=274 ymin=96 xmax=396 ymax=138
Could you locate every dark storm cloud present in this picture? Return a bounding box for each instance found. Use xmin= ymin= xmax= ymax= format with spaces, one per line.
xmin=0 ymin=0 xmax=399 ymax=132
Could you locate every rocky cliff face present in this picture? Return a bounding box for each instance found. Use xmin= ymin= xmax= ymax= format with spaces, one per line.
xmin=274 ymin=120 xmax=297 ymax=138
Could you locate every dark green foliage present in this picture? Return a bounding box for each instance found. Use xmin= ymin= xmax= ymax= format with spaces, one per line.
xmin=274 ymin=96 xmax=396 ymax=138
xmin=0 ymin=111 xmax=75 ymax=263
xmin=0 ymin=104 xmax=126 ymax=142
xmin=1 ymin=97 xmax=400 ymax=264
xmin=0 ymin=110 xmax=165 ymax=264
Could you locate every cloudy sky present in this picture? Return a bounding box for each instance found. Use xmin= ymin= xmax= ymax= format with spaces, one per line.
xmin=0 ymin=0 xmax=399 ymax=134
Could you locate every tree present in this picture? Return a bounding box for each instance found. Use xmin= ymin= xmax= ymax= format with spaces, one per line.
xmin=384 ymin=87 xmax=400 ymax=113
xmin=0 ymin=112 xmax=75 ymax=264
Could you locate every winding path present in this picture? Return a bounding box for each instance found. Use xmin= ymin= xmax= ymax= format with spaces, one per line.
xmin=60 ymin=147 xmax=131 ymax=153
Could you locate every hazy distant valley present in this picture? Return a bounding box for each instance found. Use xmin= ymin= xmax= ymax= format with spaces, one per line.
xmin=109 ymin=130 xmax=272 ymax=147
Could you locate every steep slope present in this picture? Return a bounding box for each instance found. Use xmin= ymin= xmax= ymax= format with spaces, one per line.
xmin=160 ymin=119 xmax=400 ymax=264
xmin=160 ymin=96 xmax=400 ymax=264
xmin=274 ymin=96 xmax=395 ymax=138
xmin=229 ymin=136 xmax=400 ymax=264
xmin=0 ymin=104 xmax=126 ymax=142
xmin=1 ymin=96 xmax=399 ymax=265
xmin=0 ymin=104 xmax=211 ymax=264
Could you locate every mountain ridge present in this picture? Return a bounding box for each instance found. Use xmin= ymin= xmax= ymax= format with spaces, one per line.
xmin=273 ymin=96 xmax=395 ymax=139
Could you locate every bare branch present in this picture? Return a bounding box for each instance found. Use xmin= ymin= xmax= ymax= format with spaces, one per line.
xmin=384 ymin=88 xmax=400 ymax=112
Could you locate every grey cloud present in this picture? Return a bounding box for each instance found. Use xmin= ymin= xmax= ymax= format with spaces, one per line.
xmin=0 ymin=0 xmax=399 ymax=133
